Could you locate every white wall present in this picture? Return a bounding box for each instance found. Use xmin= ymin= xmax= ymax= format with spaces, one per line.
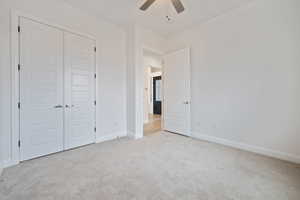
xmin=144 ymin=55 xmax=162 ymax=69
xmin=126 ymin=25 xmax=137 ymax=137
xmin=166 ymin=0 xmax=300 ymax=163
xmin=0 ymin=127 xmax=3 ymax=175
xmin=126 ymin=26 xmax=166 ymax=138
xmin=0 ymin=0 xmax=127 ymax=167
xmin=0 ymin=68 xmax=3 ymax=174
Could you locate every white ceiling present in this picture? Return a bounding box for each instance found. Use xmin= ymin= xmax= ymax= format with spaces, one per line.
xmin=62 ymin=0 xmax=253 ymax=37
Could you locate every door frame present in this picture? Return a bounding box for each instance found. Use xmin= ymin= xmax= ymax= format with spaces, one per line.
xmin=136 ymin=47 xmax=164 ymax=138
xmin=9 ymin=10 xmax=97 ymax=167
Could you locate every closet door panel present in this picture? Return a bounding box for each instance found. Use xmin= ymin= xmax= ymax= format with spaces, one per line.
xmin=20 ymin=18 xmax=64 ymax=161
xmin=64 ymin=32 xmax=96 ymax=149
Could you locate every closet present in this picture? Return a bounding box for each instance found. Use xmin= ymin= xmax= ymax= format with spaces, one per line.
xmin=19 ymin=17 xmax=96 ymax=161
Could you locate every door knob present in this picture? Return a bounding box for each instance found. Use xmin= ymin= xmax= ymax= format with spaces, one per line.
xmin=183 ymin=101 xmax=190 ymax=105
xmin=65 ymin=105 xmax=74 ymax=108
xmin=54 ymin=105 xmax=63 ymax=108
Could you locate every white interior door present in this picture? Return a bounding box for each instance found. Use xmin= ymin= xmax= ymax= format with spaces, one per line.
xmin=64 ymin=32 xmax=96 ymax=149
xmin=163 ymin=48 xmax=191 ymax=136
xmin=20 ymin=18 xmax=64 ymax=161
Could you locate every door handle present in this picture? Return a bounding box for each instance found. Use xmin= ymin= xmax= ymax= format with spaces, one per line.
xmin=183 ymin=101 xmax=190 ymax=105
xmin=54 ymin=105 xmax=63 ymax=108
xmin=65 ymin=105 xmax=74 ymax=108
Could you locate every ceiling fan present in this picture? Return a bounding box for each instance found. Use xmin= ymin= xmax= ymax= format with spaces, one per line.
xmin=140 ymin=0 xmax=185 ymax=14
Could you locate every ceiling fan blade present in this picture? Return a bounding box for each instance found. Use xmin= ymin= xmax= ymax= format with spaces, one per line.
xmin=140 ymin=0 xmax=157 ymax=11
xmin=171 ymin=0 xmax=185 ymax=13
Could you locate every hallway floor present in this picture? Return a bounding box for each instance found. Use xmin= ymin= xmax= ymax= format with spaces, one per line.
xmin=143 ymin=114 xmax=161 ymax=136
xmin=1 ymin=132 xmax=300 ymax=200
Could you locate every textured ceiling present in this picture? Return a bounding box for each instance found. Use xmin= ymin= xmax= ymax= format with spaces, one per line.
xmin=62 ymin=0 xmax=253 ymax=36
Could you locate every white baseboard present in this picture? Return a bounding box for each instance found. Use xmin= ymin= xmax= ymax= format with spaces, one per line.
xmin=127 ymin=131 xmax=135 ymax=138
xmin=96 ymin=131 xmax=127 ymax=143
xmin=0 ymin=161 xmax=3 ymax=177
xmin=2 ymin=132 xmax=128 ymax=169
xmin=3 ymin=159 xmax=19 ymax=168
xmin=192 ymin=132 xmax=300 ymax=164
xmin=133 ymin=135 xmax=143 ymax=140
xmin=127 ymin=131 xmax=143 ymax=140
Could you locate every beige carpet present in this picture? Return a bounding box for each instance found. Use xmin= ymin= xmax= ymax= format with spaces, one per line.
xmin=0 ymin=132 xmax=300 ymax=200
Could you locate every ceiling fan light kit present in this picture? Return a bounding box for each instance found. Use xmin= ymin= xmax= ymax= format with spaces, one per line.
xmin=140 ymin=0 xmax=185 ymax=14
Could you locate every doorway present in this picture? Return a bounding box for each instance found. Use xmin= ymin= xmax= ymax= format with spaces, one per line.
xmin=143 ymin=50 xmax=163 ymax=136
xmin=140 ymin=48 xmax=191 ymax=137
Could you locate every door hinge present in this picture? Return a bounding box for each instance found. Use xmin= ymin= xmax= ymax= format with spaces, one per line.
xmin=18 ymin=140 xmax=21 ymax=147
xmin=18 ymin=102 xmax=21 ymax=109
xmin=94 ymin=101 xmax=96 ymax=106
xmin=94 ymin=127 xmax=96 ymax=132
xmin=94 ymin=47 xmax=96 ymax=52
xmin=18 ymin=26 xmax=20 ymax=33
xmin=18 ymin=64 xmax=21 ymax=71
xmin=94 ymin=73 xmax=96 ymax=79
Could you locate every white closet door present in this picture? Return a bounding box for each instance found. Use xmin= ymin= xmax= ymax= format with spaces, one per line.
xmin=163 ymin=48 xmax=191 ymax=136
xmin=20 ymin=18 xmax=64 ymax=161
xmin=64 ymin=32 xmax=96 ymax=149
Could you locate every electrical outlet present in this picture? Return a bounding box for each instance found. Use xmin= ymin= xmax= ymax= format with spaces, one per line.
xmin=113 ymin=122 xmax=119 ymax=127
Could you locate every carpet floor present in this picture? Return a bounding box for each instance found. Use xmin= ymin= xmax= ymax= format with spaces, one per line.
xmin=0 ymin=132 xmax=300 ymax=200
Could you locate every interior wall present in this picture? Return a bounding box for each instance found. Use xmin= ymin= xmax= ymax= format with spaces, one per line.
xmin=0 ymin=76 xmax=3 ymax=174
xmin=0 ymin=0 xmax=127 ymax=167
xmin=126 ymin=26 xmax=166 ymax=138
xmin=0 ymin=129 xmax=3 ymax=176
xmin=166 ymin=0 xmax=300 ymax=163
xmin=126 ymin=25 xmax=137 ymax=138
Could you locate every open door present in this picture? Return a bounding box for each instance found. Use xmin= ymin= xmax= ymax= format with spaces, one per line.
xmin=163 ymin=48 xmax=191 ymax=136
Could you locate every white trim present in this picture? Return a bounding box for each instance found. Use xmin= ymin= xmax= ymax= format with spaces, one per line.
xmin=0 ymin=161 xmax=3 ymax=176
xmin=150 ymin=72 xmax=162 ymax=77
xmin=9 ymin=9 xmax=98 ymax=168
xmin=192 ymin=132 xmax=300 ymax=164
xmin=11 ymin=10 xmax=96 ymax=40
xmin=96 ymin=132 xmax=127 ymax=143
xmin=127 ymin=131 xmax=136 ymax=139
xmin=126 ymin=131 xmax=143 ymax=140
xmin=3 ymin=159 xmax=19 ymax=168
